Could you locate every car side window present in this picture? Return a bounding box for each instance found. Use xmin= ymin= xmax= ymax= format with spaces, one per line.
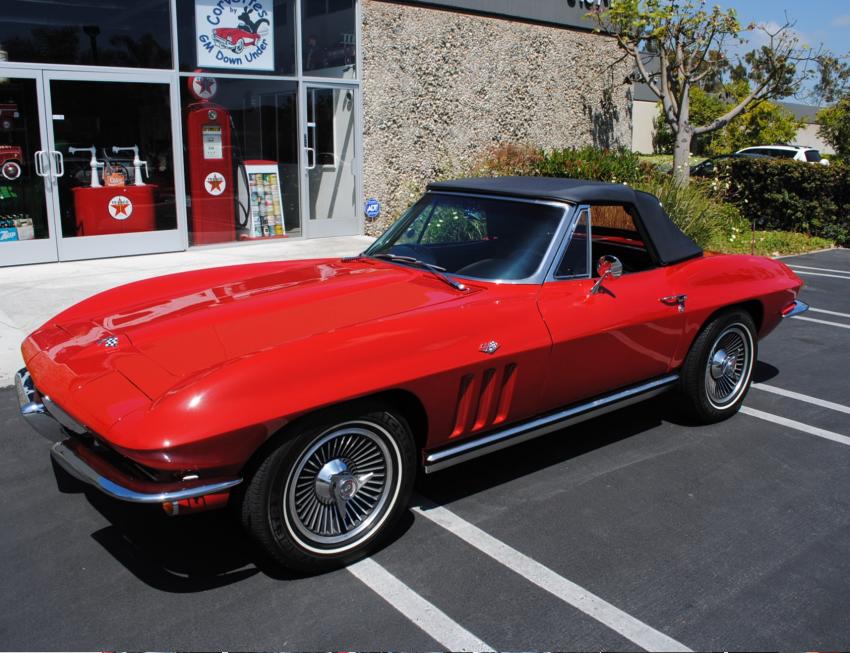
xmin=555 ymin=208 xmax=589 ymax=278
xmin=590 ymin=204 xmax=656 ymax=275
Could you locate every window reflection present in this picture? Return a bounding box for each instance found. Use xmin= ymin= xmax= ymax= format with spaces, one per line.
xmin=0 ymin=0 xmax=171 ymax=68
xmin=301 ymin=0 xmax=356 ymax=78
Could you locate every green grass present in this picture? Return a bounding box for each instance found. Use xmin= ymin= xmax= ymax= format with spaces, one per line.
xmin=707 ymin=228 xmax=834 ymax=257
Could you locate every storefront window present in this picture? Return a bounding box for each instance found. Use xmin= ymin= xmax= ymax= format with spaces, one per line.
xmin=51 ymin=80 xmax=177 ymax=238
xmin=177 ymin=0 xmax=296 ymax=76
xmin=301 ymin=0 xmax=357 ymax=79
xmin=0 ymin=1 xmax=171 ymax=68
xmin=0 ymin=78 xmax=49 ymax=245
xmin=181 ymin=77 xmax=301 ymax=244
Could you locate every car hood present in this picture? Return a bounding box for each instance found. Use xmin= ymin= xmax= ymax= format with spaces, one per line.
xmin=26 ymin=258 xmax=470 ymax=402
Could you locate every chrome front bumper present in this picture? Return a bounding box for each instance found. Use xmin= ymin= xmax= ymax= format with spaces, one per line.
xmin=782 ymin=300 xmax=810 ymax=319
xmin=15 ymin=367 xmax=242 ymax=504
xmin=14 ymin=367 xmax=80 ymax=443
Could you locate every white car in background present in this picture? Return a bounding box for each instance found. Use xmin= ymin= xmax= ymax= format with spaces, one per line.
xmin=736 ymin=145 xmax=830 ymax=165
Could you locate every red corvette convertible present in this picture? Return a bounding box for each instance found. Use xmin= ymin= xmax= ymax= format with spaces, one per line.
xmin=16 ymin=177 xmax=807 ymax=571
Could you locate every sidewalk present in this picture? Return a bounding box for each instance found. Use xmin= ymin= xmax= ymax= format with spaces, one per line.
xmin=0 ymin=235 xmax=373 ymax=387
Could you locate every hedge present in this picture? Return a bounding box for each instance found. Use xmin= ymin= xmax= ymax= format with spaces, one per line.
xmin=717 ymin=158 xmax=850 ymax=246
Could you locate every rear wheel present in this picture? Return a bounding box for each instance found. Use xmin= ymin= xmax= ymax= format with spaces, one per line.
xmin=241 ymin=402 xmax=416 ymax=573
xmin=679 ymin=309 xmax=757 ymax=423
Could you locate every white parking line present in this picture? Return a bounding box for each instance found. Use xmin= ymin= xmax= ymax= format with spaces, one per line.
xmin=809 ymin=307 xmax=850 ymax=319
xmin=791 ymin=270 xmax=850 ymax=280
xmin=413 ymin=501 xmax=692 ymax=653
xmin=348 ymin=557 xmax=492 ymax=652
xmin=789 ymin=264 xmax=850 ymax=275
xmin=752 ymin=384 xmax=850 ymax=415
xmin=741 ymin=406 xmax=850 ymax=448
xmin=792 ymin=316 xmax=850 ymax=329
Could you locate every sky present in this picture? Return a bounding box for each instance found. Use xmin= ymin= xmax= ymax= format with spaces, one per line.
xmin=711 ymin=0 xmax=849 ymax=57
xmin=701 ymin=0 xmax=849 ymax=100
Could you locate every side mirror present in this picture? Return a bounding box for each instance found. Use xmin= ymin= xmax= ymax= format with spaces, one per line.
xmin=590 ymin=255 xmax=623 ymax=296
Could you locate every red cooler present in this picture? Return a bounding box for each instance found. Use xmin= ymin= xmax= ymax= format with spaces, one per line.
xmin=72 ymin=185 xmax=157 ymax=236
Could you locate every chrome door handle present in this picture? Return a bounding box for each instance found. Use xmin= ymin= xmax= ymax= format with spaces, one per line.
xmin=50 ymin=151 xmax=65 ymax=177
xmin=34 ymin=150 xmax=48 ymax=177
xmin=660 ymin=294 xmax=687 ymax=313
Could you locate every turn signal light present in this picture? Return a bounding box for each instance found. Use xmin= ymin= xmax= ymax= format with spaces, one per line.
xmin=162 ymin=491 xmax=230 ymax=516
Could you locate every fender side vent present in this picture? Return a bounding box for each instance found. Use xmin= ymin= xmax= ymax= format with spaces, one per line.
xmin=451 ymin=364 xmax=518 ymax=438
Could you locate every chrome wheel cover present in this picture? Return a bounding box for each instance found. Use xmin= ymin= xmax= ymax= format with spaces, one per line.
xmin=284 ymin=421 xmax=399 ymax=552
xmin=704 ymin=323 xmax=753 ymax=408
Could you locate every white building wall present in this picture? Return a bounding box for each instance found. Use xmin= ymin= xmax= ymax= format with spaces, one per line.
xmin=632 ymin=100 xmax=658 ymax=154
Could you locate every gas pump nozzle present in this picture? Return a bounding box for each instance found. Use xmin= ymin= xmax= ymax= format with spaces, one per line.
xmin=112 ymin=145 xmax=148 ymax=186
xmin=68 ymin=145 xmax=103 ymax=188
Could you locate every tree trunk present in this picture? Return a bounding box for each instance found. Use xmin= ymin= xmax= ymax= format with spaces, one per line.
xmin=672 ymin=85 xmax=693 ymax=186
xmin=672 ymin=128 xmax=693 ymax=186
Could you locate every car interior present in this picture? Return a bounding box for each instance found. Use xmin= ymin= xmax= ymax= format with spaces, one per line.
xmin=557 ymin=204 xmax=656 ymax=278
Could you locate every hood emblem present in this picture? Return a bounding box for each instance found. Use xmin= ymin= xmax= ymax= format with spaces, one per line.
xmin=99 ymin=336 xmax=120 ymax=349
xmin=479 ymin=341 xmax=500 ymax=355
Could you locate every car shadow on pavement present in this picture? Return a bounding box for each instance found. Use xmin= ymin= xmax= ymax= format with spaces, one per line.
xmin=61 ymin=470 xmax=415 ymax=591
xmin=418 ymin=395 xmax=676 ymax=505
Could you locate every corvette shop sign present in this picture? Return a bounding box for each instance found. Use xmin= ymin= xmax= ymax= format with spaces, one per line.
xmin=196 ymin=0 xmax=274 ymax=71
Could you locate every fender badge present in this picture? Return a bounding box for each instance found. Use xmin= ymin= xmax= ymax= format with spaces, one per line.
xmin=99 ymin=336 xmax=120 ymax=349
xmin=479 ymin=341 xmax=500 ymax=355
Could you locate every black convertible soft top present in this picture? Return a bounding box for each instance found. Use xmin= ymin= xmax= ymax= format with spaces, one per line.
xmin=427 ymin=176 xmax=704 ymax=266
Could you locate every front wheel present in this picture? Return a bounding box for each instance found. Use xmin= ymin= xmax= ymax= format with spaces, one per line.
xmin=679 ymin=309 xmax=757 ymax=424
xmin=241 ymin=403 xmax=416 ymax=573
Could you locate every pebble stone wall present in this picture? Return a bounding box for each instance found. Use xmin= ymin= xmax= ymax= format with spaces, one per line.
xmin=361 ymin=0 xmax=633 ymax=234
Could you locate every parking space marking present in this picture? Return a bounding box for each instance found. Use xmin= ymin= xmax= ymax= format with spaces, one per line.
xmin=792 ymin=316 xmax=850 ymax=330
xmin=752 ymin=384 xmax=850 ymax=415
xmin=413 ymin=500 xmax=692 ymax=653
xmin=348 ymin=557 xmax=492 ymax=652
xmin=791 ymin=270 xmax=850 ymax=280
xmin=809 ymin=307 xmax=850 ymax=319
xmin=741 ymin=407 xmax=850 ymax=448
xmin=789 ymin=265 xmax=850 ymax=275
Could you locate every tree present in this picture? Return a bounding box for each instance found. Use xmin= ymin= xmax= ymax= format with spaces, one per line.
xmin=654 ymin=84 xmax=800 ymax=156
xmin=814 ymin=54 xmax=850 ymax=104
xmin=594 ymin=0 xmax=812 ymax=184
xmin=817 ymin=97 xmax=850 ymax=163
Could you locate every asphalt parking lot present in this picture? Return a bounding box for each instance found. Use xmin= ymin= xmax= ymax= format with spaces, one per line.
xmin=1 ymin=248 xmax=849 ymax=651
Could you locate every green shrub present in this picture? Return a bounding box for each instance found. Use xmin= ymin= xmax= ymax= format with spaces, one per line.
xmin=716 ymin=158 xmax=850 ymax=246
xmin=537 ymin=147 xmax=650 ymax=185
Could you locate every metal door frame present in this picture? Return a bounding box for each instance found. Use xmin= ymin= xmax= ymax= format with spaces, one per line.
xmin=0 ymin=67 xmax=60 ymax=266
xmin=41 ymin=68 xmax=189 ymax=262
xmin=299 ymin=81 xmax=363 ymax=239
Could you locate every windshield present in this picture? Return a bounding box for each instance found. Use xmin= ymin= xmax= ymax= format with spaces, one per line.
xmin=365 ymin=193 xmax=566 ymax=281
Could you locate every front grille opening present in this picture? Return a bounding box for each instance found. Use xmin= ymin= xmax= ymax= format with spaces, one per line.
xmin=69 ymin=431 xmax=169 ymax=483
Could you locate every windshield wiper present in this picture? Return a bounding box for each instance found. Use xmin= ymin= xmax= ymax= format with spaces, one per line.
xmin=369 ymin=253 xmax=467 ymax=291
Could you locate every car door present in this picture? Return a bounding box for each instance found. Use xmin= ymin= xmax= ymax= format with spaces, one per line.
xmin=536 ymin=204 xmax=689 ymax=410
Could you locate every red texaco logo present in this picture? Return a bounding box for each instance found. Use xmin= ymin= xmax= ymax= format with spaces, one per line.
xmin=205 ymin=172 xmax=226 ymax=196
xmin=108 ymin=195 xmax=133 ymax=220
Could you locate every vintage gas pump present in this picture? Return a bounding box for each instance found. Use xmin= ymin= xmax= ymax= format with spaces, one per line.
xmin=185 ymin=76 xmax=235 ymax=244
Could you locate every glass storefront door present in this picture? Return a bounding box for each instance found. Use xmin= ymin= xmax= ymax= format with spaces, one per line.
xmin=43 ymin=70 xmax=185 ymax=261
xmin=0 ymin=70 xmax=57 ymax=266
xmin=303 ymin=84 xmax=359 ymax=237
xmin=0 ymin=68 xmax=185 ymax=265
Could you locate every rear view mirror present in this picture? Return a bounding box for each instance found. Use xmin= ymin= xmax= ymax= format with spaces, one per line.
xmin=590 ymin=255 xmax=623 ymax=297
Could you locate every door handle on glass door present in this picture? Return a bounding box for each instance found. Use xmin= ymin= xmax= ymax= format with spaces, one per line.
xmin=50 ymin=151 xmax=65 ymax=177
xmin=34 ymin=151 xmax=48 ymax=177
